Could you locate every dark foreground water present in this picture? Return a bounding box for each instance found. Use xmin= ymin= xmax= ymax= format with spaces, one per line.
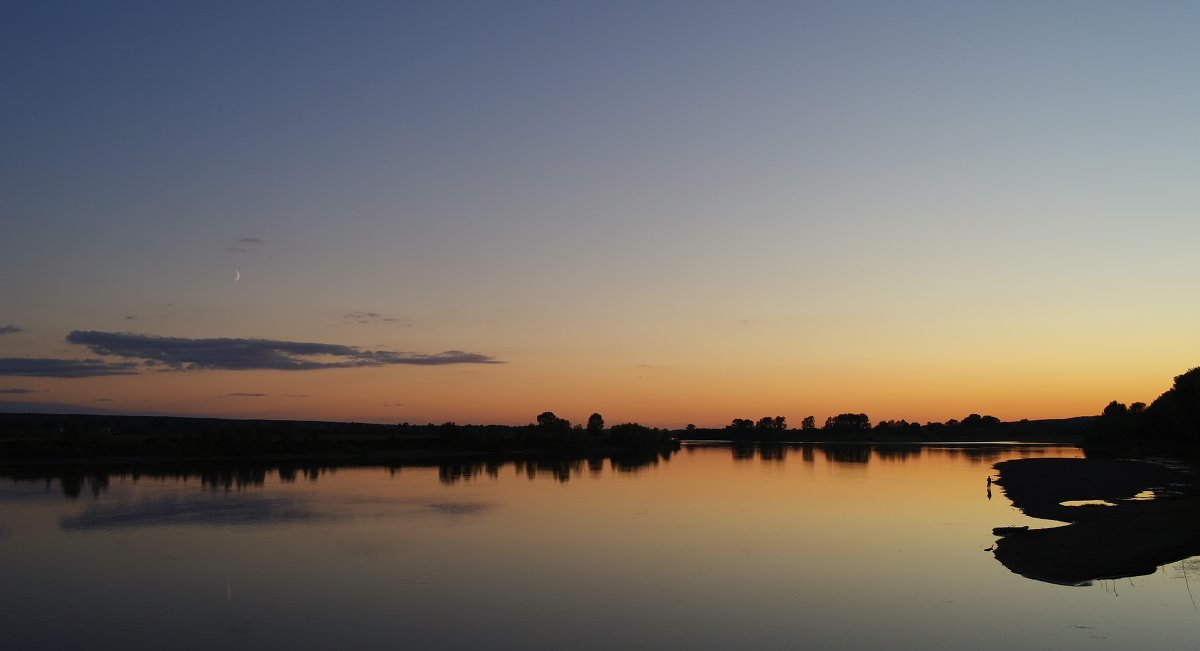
xmin=2 ymin=443 xmax=1199 ymax=650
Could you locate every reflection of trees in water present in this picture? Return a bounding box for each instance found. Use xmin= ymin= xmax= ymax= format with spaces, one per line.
xmin=1 ymin=448 xmax=681 ymax=497
xmin=757 ymin=444 xmax=786 ymax=462
xmin=928 ymin=446 xmax=1006 ymax=464
xmin=58 ymin=473 xmax=108 ymax=499
xmin=727 ymin=442 xmax=787 ymax=463
xmin=0 ymin=446 xmax=685 ymax=497
xmin=959 ymin=447 xmax=1005 ymax=463
xmin=731 ymin=442 xmax=756 ymax=461
xmin=873 ymin=444 xmax=922 ymax=462
xmin=36 ymin=462 xmax=347 ymax=498
xmin=516 ymin=458 xmax=585 ymax=483
xmin=611 ymin=447 xmax=672 ymax=473
xmin=822 ymin=445 xmax=870 ymax=465
xmin=932 ymin=445 xmax=1062 ymax=465
xmin=718 ymin=442 xmax=931 ymax=466
xmin=438 ymin=461 xmax=503 ymax=484
xmin=436 ymin=449 xmax=674 ymax=484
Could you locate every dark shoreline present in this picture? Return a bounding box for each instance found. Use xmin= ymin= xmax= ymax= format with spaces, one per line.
xmin=991 ymin=457 xmax=1200 ymax=586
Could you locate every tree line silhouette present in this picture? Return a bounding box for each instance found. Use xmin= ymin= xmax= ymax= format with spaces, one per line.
xmin=686 ymin=411 xmax=1011 ymax=442
xmin=1086 ymin=366 xmax=1200 ymax=455
xmin=0 ymin=411 xmax=678 ymax=461
xmin=429 ymin=411 xmax=676 ymax=450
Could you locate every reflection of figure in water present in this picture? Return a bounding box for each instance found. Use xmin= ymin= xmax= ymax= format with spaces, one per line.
xmin=986 ymin=475 xmax=992 ymax=500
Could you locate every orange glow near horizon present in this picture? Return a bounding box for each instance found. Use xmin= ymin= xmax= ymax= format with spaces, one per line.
xmin=9 ymin=355 xmax=1187 ymax=428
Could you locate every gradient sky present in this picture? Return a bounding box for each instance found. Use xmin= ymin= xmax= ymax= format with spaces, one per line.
xmin=2 ymin=1 xmax=1198 ymax=426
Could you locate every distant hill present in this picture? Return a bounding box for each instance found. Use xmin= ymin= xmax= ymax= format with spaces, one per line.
xmin=0 ymin=400 xmax=189 ymax=418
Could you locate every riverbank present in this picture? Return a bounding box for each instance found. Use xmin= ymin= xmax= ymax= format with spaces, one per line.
xmin=991 ymin=457 xmax=1200 ymax=585
xmin=0 ymin=412 xmax=677 ymax=463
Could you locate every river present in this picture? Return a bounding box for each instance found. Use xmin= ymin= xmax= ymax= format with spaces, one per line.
xmin=2 ymin=442 xmax=1198 ymax=649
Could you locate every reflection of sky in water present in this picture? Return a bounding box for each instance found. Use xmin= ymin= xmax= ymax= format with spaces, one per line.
xmin=60 ymin=494 xmax=494 ymax=530
xmin=3 ymin=446 xmax=1200 ymax=651
xmin=60 ymin=496 xmax=339 ymax=530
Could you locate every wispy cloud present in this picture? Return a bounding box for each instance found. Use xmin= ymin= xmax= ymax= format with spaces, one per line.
xmin=0 ymin=387 xmax=38 ymax=394
xmin=0 ymin=325 xmax=22 ymax=335
xmin=343 ymin=311 xmax=403 ymax=325
xmin=63 ymin=331 xmax=502 ymax=371
xmin=365 ymin=350 xmax=499 ymax=366
xmin=227 ymin=237 xmax=264 ymax=253
xmin=0 ymin=358 xmax=140 ymax=378
xmin=222 ymin=393 xmax=266 ymax=398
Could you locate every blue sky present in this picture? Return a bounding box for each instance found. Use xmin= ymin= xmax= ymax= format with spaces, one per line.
xmin=3 ymin=1 xmax=1198 ymax=424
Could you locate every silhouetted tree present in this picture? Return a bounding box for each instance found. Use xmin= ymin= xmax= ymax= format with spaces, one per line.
xmin=587 ymin=413 xmax=604 ymax=434
xmin=960 ymin=413 xmax=1001 ymax=428
xmin=824 ymin=413 xmax=871 ymax=433
xmin=537 ymin=411 xmax=569 ymax=429
xmin=1103 ymin=401 xmax=1129 ymax=418
xmin=1147 ymin=367 xmax=1200 ymax=444
xmin=610 ymin=422 xmax=671 ymax=447
xmin=800 ymin=416 xmax=816 ymax=431
xmin=1087 ymin=367 xmax=1200 ymax=453
xmin=756 ymin=416 xmax=786 ymax=430
xmin=874 ymin=419 xmax=922 ymax=436
xmin=532 ymin=411 xmax=577 ymax=446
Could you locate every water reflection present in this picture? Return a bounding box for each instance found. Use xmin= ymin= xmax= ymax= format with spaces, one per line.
xmin=822 ymin=444 xmax=871 ymax=465
xmin=13 ymin=442 xmax=1200 ymax=651
xmin=60 ymin=495 xmax=340 ymax=530
xmin=702 ymin=441 xmax=1062 ymax=468
xmin=0 ymin=444 xmax=1073 ymax=500
xmin=57 ymin=492 xmax=496 ymax=532
xmin=0 ymin=447 xmax=678 ymax=498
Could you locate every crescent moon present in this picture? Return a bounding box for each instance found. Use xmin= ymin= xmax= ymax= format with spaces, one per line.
xmin=234 ymin=270 xmax=240 ymax=282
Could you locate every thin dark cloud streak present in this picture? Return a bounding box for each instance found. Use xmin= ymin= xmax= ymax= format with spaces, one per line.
xmin=0 ymin=325 xmax=22 ymax=335
xmin=343 ymin=311 xmax=403 ymax=325
xmin=239 ymin=237 xmax=265 ymax=245
xmin=0 ymin=387 xmax=38 ymax=394
xmin=0 ymin=358 xmax=140 ymax=378
xmin=64 ymin=331 xmax=502 ymax=371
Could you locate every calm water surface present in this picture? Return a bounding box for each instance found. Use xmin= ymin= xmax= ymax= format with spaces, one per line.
xmin=3 ymin=443 xmax=1199 ymax=650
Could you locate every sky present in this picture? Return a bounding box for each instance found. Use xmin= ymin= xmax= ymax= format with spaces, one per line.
xmin=2 ymin=1 xmax=1198 ymax=427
